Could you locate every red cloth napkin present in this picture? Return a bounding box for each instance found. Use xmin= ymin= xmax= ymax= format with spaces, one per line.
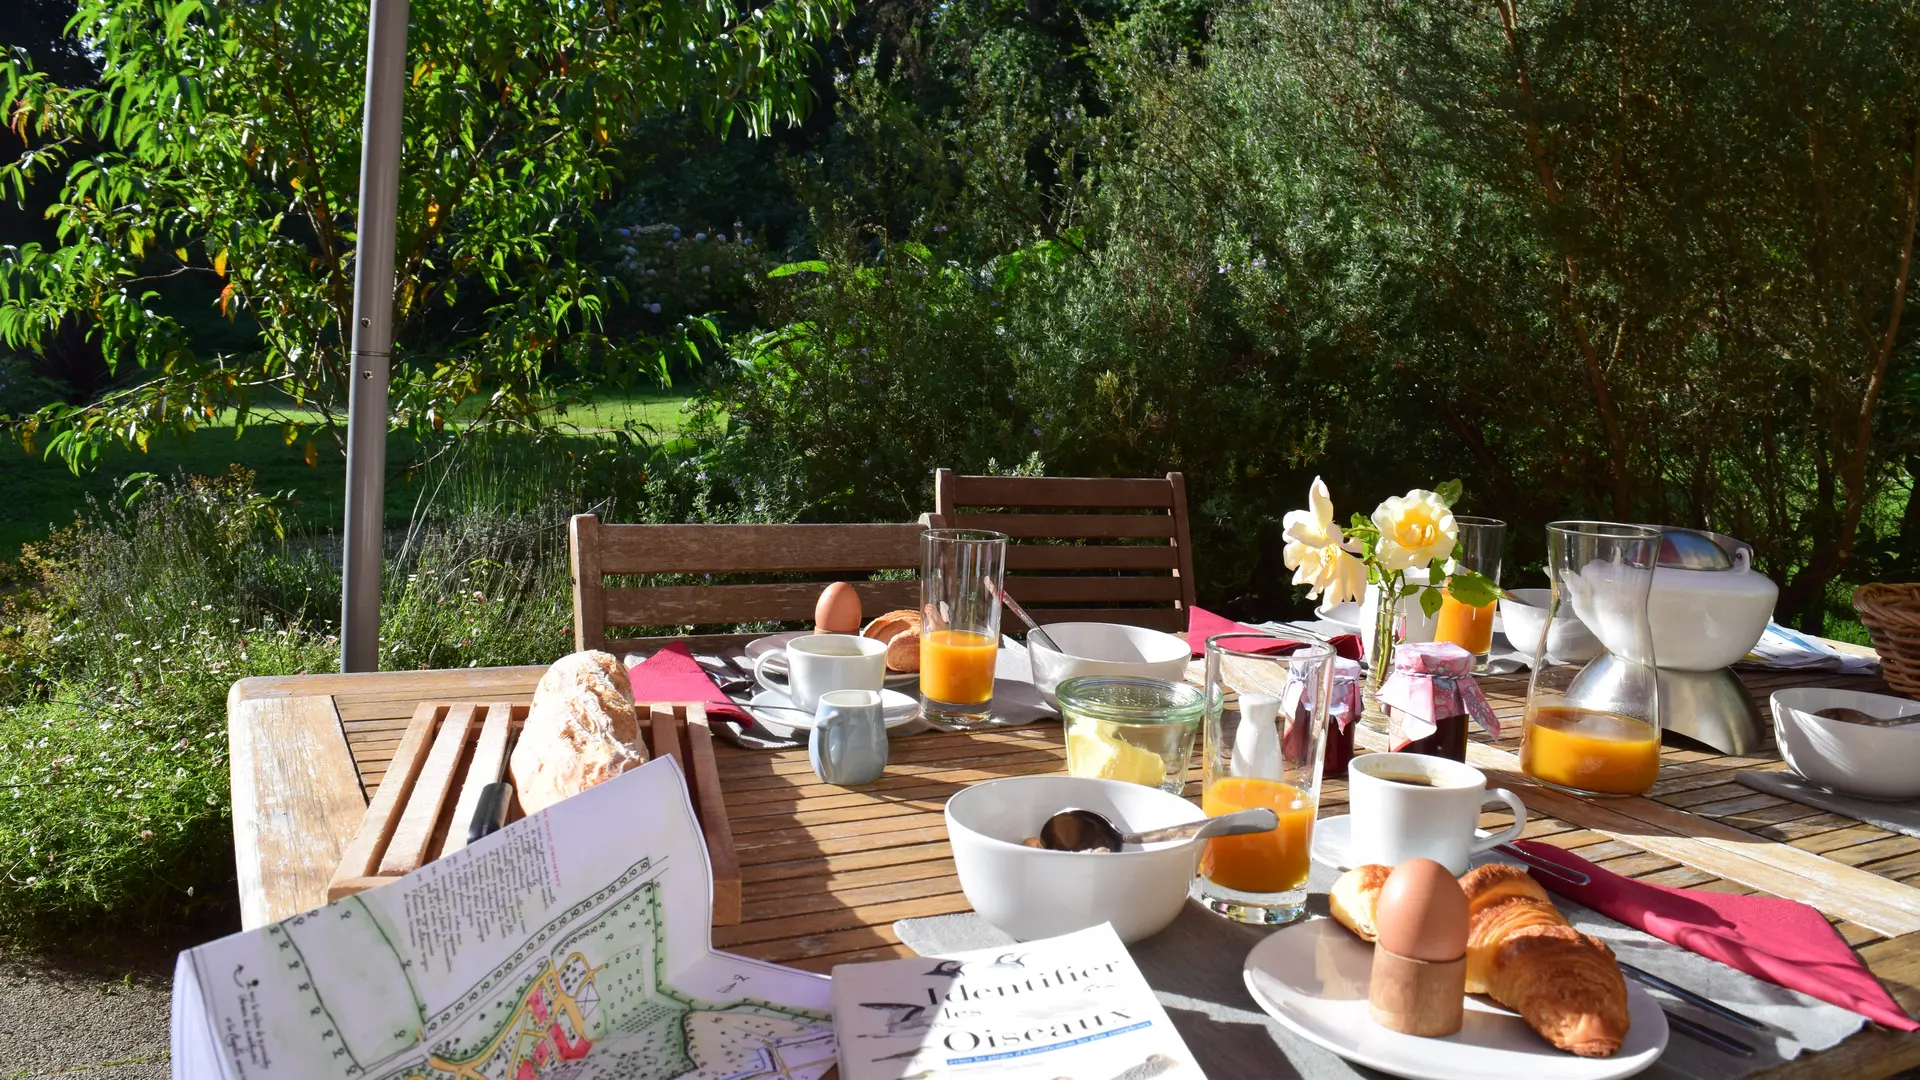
xmin=624 ymin=642 xmax=754 ymax=726
xmin=1511 ymin=839 xmax=1919 ymax=1031
xmin=1186 ymin=606 xmax=1363 ymax=662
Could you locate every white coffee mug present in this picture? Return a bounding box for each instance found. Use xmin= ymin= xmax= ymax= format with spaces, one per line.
xmin=1349 ymin=752 xmax=1527 ymax=875
xmin=755 ymin=633 xmax=887 ymax=713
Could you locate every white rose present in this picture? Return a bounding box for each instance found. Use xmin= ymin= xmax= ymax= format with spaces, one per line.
xmin=1371 ymin=489 xmax=1458 ymax=572
xmin=1289 ymin=542 xmax=1367 ymax=606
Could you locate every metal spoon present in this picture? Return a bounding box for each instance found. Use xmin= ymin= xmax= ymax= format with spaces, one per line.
xmin=1813 ymin=706 xmax=1916 ymax=728
xmin=1038 ymin=807 xmax=1279 ymax=852
xmin=991 ymin=581 xmax=1064 ymax=655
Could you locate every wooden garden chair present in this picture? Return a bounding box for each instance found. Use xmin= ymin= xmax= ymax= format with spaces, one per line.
xmin=933 ymin=470 xmax=1196 ymax=633
xmin=568 ymin=514 xmax=941 ymax=653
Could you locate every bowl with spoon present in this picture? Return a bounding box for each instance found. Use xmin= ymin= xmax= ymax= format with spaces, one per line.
xmin=1770 ymin=688 xmax=1920 ymax=800
xmin=945 ymin=775 xmax=1275 ymax=942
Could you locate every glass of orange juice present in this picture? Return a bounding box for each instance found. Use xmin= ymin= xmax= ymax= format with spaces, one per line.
xmin=1434 ymin=515 xmax=1505 ymax=669
xmin=1520 ymin=521 xmax=1664 ymax=796
xmin=1191 ymin=634 xmax=1337 ymax=925
xmin=919 ymin=529 xmax=1009 ymax=729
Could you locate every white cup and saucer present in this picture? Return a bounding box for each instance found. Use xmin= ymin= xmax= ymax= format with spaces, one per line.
xmin=1312 ymin=752 xmax=1528 ymax=875
xmin=747 ymin=633 xmax=918 ymax=737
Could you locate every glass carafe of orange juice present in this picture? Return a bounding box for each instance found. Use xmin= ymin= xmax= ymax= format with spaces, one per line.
xmin=1191 ymin=635 xmax=1337 ymax=926
xmin=1520 ymin=522 xmax=1664 ymax=797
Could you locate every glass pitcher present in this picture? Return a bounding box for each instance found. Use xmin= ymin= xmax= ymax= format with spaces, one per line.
xmin=1520 ymin=521 xmax=1664 ymax=797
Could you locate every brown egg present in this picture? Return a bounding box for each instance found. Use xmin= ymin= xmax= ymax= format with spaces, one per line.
xmin=1374 ymin=858 xmax=1469 ymax=962
xmin=815 ymin=582 xmax=863 ymax=633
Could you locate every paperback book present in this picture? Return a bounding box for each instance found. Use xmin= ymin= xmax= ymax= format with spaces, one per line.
xmin=830 ymin=923 xmax=1201 ymax=1080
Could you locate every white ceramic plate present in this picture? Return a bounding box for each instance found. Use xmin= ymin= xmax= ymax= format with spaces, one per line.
xmin=746 ymin=687 xmax=921 ymax=738
xmin=1319 ymin=602 xmax=1363 ymax=633
xmin=1311 ymin=814 xmax=1508 ymax=872
xmin=744 ymin=631 xmax=918 ymax=687
xmin=1244 ymin=920 xmax=1668 ymax=1080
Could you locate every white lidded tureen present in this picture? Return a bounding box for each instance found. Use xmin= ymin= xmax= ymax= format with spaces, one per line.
xmin=1567 ymin=528 xmax=1778 ymax=754
xmin=1645 ymin=529 xmax=1778 ymax=671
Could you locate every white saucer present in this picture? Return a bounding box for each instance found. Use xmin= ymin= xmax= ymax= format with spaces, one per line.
xmin=1311 ymin=814 xmax=1507 ymax=871
xmin=746 ymin=687 xmax=920 ymax=739
xmin=744 ymin=631 xmax=918 ymax=688
xmin=1244 ymin=920 xmax=1667 ymax=1080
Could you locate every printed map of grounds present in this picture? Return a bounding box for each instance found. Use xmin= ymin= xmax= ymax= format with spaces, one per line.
xmin=263 ymin=856 xmax=835 ymax=1080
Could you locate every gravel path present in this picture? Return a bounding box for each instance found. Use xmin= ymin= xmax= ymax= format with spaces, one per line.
xmin=0 ymin=928 xmax=202 ymax=1080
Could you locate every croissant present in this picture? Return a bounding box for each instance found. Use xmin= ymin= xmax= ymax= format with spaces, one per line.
xmin=1483 ymin=924 xmax=1630 ymax=1058
xmin=1331 ymin=862 xmax=1631 ymax=1058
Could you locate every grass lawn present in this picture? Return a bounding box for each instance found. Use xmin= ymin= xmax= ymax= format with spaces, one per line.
xmin=0 ymin=391 xmax=693 ymax=563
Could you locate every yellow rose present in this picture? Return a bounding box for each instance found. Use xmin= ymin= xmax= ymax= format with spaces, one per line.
xmin=1371 ymin=489 xmax=1457 ymax=572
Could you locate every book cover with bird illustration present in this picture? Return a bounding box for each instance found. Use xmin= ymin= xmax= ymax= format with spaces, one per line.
xmin=828 ymin=924 xmax=1200 ymax=1080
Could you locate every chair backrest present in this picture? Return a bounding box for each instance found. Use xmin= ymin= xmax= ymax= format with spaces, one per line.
xmin=933 ymin=470 xmax=1196 ymax=633
xmin=569 ymin=514 xmax=937 ymax=653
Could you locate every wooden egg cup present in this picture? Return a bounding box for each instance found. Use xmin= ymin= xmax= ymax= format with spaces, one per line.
xmin=1368 ymin=946 xmax=1466 ymax=1037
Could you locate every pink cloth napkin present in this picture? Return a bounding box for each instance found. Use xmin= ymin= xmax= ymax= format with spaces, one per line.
xmin=1511 ymin=839 xmax=1918 ymax=1031
xmin=1186 ymin=606 xmax=1362 ymax=662
xmin=624 ymin=642 xmax=754 ymax=726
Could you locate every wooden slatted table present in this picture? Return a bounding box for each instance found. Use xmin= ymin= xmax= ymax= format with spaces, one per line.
xmin=228 ymin=654 xmax=1920 ymax=1078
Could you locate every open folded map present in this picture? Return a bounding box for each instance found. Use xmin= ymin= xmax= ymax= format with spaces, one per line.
xmin=171 ymin=757 xmax=834 ymax=1080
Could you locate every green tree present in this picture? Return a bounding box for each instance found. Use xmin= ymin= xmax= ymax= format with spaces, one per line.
xmin=0 ymin=0 xmax=849 ymax=466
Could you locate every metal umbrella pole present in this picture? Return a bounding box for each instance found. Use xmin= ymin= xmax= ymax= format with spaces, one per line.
xmin=339 ymin=0 xmax=409 ymax=673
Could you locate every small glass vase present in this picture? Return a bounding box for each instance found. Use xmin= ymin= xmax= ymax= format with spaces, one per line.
xmin=1361 ymin=591 xmax=1402 ymax=735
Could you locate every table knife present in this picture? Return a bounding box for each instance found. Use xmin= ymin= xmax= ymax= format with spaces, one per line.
xmin=1622 ymin=962 xmax=1767 ymax=1030
xmin=1662 ymin=1008 xmax=1757 ymax=1057
xmin=466 ymin=781 xmax=514 ymax=845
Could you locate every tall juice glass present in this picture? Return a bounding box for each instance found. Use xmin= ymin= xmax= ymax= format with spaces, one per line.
xmin=1434 ymin=515 xmax=1506 ymax=668
xmin=1191 ymin=635 xmax=1336 ymax=925
xmin=1521 ymin=522 xmax=1663 ymax=796
xmin=919 ymin=529 xmax=1008 ymax=730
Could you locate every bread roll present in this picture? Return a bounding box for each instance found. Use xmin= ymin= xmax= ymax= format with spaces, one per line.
xmin=509 ymin=650 xmax=646 ymax=814
xmin=885 ymin=625 xmax=922 ymax=673
xmin=862 ymin=610 xmax=918 ymax=643
xmin=1330 ymin=864 xmax=1393 ymax=942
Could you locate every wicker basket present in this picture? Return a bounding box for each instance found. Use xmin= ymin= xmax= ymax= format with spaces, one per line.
xmin=1853 ymin=583 xmax=1920 ymax=695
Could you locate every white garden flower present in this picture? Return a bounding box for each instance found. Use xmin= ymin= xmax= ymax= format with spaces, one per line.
xmin=1281 ymin=477 xmax=1365 ymax=605
xmin=1372 ymin=489 xmax=1458 ymax=572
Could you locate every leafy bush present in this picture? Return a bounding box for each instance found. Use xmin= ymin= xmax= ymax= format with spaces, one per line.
xmin=693 ymin=0 xmax=1920 ymax=627
xmin=0 ymin=433 xmax=678 ymax=933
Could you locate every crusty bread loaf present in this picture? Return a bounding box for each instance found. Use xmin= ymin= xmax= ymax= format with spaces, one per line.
xmin=509 ymin=650 xmax=645 ymax=814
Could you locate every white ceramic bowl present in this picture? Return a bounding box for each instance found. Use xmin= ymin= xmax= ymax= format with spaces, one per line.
xmin=1770 ymin=688 xmax=1920 ymax=800
xmin=1498 ymin=588 xmax=1603 ymax=664
xmin=945 ymin=775 xmax=1207 ymax=943
xmin=1027 ymin=622 xmax=1192 ymax=707
xmin=1646 ymin=562 xmax=1778 ymax=671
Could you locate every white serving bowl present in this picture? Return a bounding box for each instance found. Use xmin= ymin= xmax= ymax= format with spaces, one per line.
xmin=1498 ymin=588 xmax=1603 ymax=664
xmin=1646 ymin=560 xmax=1778 ymax=671
xmin=1770 ymin=688 xmax=1920 ymax=800
xmin=1028 ymin=622 xmax=1192 ymax=707
xmin=945 ymin=775 xmax=1207 ymax=943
